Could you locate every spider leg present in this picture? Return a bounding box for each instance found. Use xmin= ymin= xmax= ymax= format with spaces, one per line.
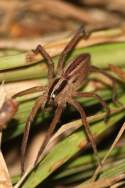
xmin=109 ymin=64 xmax=125 ymax=81
xmin=91 ymin=65 xmax=118 ymax=105
xmin=69 ymin=99 xmax=101 ymax=167
xmin=33 ymin=44 xmax=54 ymax=84
xmin=76 ymin=91 xmax=110 ymax=122
xmin=34 ymin=105 xmax=63 ymax=166
xmin=13 ymin=86 xmax=47 ymax=98
xmin=57 ymin=25 xmax=90 ymax=75
xmin=21 ymin=95 xmax=47 ymax=174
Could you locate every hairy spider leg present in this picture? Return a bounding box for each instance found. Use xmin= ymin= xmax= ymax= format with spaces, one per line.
xmin=76 ymin=92 xmax=110 ymax=122
xmin=91 ymin=65 xmax=119 ymax=105
xmin=57 ymin=25 xmax=90 ymax=75
xmin=109 ymin=64 xmax=125 ymax=81
xmin=34 ymin=105 xmax=63 ymax=165
xmin=69 ymin=99 xmax=101 ymax=167
xmin=13 ymin=86 xmax=47 ymax=98
xmin=21 ymin=95 xmax=47 ymax=174
xmin=33 ymin=44 xmax=54 ymax=85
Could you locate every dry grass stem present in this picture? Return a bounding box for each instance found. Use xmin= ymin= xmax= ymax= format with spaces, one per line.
xmin=0 ymin=27 xmax=124 ymax=50
xmin=0 ymin=84 xmax=12 ymax=188
xmin=0 ymin=134 xmax=12 ymax=188
xmin=13 ymin=27 xmax=125 ymax=69
xmin=0 ymin=0 xmax=122 ymax=37
xmin=92 ymin=122 xmax=125 ymax=181
xmin=76 ymin=173 xmax=125 ymax=188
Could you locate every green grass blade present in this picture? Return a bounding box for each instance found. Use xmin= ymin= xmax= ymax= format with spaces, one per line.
xmin=0 ymin=42 xmax=125 ymax=82
xmin=20 ymin=95 xmax=125 ymax=188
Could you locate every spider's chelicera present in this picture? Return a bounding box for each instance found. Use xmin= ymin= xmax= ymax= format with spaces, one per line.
xmin=14 ymin=25 xmax=117 ymax=174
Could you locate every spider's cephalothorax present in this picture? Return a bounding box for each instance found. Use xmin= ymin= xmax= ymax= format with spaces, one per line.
xmin=13 ymin=25 xmax=117 ymax=174
xmin=48 ymin=54 xmax=90 ymax=104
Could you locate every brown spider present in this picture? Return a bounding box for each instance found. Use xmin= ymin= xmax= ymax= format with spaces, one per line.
xmin=13 ymin=25 xmax=117 ymax=174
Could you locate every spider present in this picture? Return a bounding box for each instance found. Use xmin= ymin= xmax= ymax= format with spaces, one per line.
xmin=13 ymin=25 xmax=117 ymax=174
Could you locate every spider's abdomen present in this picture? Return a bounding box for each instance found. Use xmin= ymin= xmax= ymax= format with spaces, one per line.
xmin=63 ymin=53 xmax=90 ymax=81
xmin=64 ymin=54 xmax=90 ymax=78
